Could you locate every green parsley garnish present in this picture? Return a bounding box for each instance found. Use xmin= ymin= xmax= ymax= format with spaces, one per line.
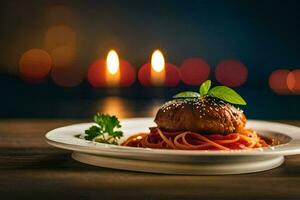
xmin=173 ymin=80 xmax=246 ymax=105
xmin=84 ymin=113 xmax=123 ymax=144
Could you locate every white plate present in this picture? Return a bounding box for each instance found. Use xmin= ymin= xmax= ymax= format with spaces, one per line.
xmin=45 ymin=118 xmax=300 ymax=174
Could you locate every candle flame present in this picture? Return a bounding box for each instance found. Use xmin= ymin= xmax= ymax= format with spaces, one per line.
xmin=106 ymin=50 xmax=119 ymax=75
xmin=151 ymin=50 xmax=165 ymax=72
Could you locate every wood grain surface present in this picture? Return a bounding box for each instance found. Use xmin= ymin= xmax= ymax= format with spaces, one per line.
xmin=0 ymin=119 xmax=300 ymax=200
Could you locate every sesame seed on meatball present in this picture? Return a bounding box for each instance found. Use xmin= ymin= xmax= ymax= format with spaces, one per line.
xmin=154 ymin=97 xmax=246 ymax=135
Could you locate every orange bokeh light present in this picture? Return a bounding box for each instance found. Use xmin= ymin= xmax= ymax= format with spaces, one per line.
xmin=269 ymin=69 xmax=291 ymax=95
xmin=45 ymin=5 xmax=75 ymax=25
xmin=51 ymin=66 xmax=84 ymax=88
xmin=165 ymin=63 xmax=180 ymax=87
xmin=45 ymin=25 xmax=76 ymax=51
xmin=51 ymin=46 xmax=76 ymax=67
xmin=179 ymin=58 xmax=210 ymax=86
xmin=150 ymin=50 xmax=165 ymax=86
xmin=119 ymin=60 xmax=136 ymax=87
xmin=97 ymin=97 xmax=134 ymax=118
xmin=215 ymin=59 xmax=248 ymax=87
xmin=50 ymin=45 xmax=79 ymax=87
xmin=87 ymin=59 xmax=135 ymax=87
xmin=87 ymin=59 xmax=106 ymax=87
xmin=138 ymin=63 xmax=151 ymax=87
xmin=138 ymin=63 xmax=180 ymax=87
xmin=105 ymin=50 xmax=120 ymax=87
xmin=19 ymin=49 xmax=52 ymax=83
xmin=287 ymin=69 xmax=300 ymax=94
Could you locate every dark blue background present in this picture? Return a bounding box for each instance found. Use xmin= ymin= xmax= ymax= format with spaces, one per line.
xmin=0 ymin=0 xmax=299 ymax=119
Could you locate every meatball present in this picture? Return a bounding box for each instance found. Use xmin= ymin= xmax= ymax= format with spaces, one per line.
xmin=154 ymin=97 xmax=246 ymax=134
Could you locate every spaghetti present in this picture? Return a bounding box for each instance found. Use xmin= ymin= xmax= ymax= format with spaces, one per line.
xmin=122 ymin=127 xmax=270 ymax=150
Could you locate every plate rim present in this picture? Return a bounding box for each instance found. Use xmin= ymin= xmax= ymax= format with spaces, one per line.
xmin=45 ymin=118 xmax=300 ymax=156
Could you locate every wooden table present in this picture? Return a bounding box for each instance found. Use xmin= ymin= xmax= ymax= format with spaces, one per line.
xmin=0 ymin=119 xmax=300 ymax=200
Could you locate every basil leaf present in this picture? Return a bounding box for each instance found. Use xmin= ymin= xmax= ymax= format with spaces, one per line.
xmin=173 ymin=91 xmax=200 ymax=98
xmin=199 ymin=80 xmax=211 ymax=96
xmin=208 ymin=86 xmax=247 ymax=105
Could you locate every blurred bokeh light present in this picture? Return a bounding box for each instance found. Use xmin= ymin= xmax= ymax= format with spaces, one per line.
xmin=97 ymin=96 xmax=132 ymax=118
xmin=45 ymin=5 xmax=75 ymax=26
xmin=119 ymin=60 xmax=135 ymax=87
xmin=87 ymin=58 xmax=135 ymax=87
xmin=138 ymin=63 xmax=179 ymax=87
xmin=44 ymin=4 xmax=79 ymax=88
xmin=49 ymin=44 xmax=80 ymax=87
xmin=215 ymin=59 xmax=248 ymax=87
xmin=287 ymin=69 xmax=300 ymax=94
xmin=51 ymin=65 xmax=84 ymax=88
xmin=87 ymin=59 xmax=107 ymax=87
xmin=45 ymin=25 xmax=76 ymax=51
xmin=138 ymin=63 xmax=151 ymax=87
xmin=165 ymin=63 xmax=180 ymax=87
xmin=19 ymin=49 xmax=52 ymax=83
xmin=50 ymin=46 xmax=76 ymax=67
xmin=105 ymin=50 xmax=121 ymax=87
xmin=2 ymin=0 xmax=300 ymax=120
xmin=269 ymin=69 xmax=291 ymax=95
xmin=179 ymin=58 xmax=210 ymax=86
xmin=150 ymin=50 xmax=166 ymax=86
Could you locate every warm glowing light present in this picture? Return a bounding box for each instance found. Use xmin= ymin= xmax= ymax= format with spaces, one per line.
xmin=151 ymin=50 xmax=165 ymax=72
xmin=165 ymin=63 xmax=180 ymax=87
xmin=150 ymin=50 xmax=165 ymax=86
xmin=87 ymin=59 xmax=106 ymax=87
xmin=45 ymin=5 xmax=75 ymax=25
xmin=106 ymin=50 xmax=119 ymax=75
xmin=287 ymin=69 xmax=300 ymax=94
xmin=97 ymin=97 xmax=133 ymax=118
xmin=138 ymin=63 xmax=152 ymax=86
xmin=45 ymin=25 xmax=76 ymax=51
xmin=215 ymin=59 xmax=248 ymax=87
xmin=269 ymin=69 xmax=290 ymax=95
xmin=138 ymin=63 xmax=179 ymax=87
xmin=50 ymin=44 xmax=77 ymax=87
xmin=51 ymin=65 xmax=84 ymax=88
xmin=119 ymin=60 xmax=136 ymax=87
xmin=105 ymin=50 xmax=120 ymax=87
xmin=51 ymin=46 xmax=75 ymax=67
xmin=179 ymin=58 xmax=210 ymax=86
xmin=136 ymin=136 xmax=143 ymax=140
xmin=88 ymin=58 xmax=135 ymax=88
xmin=19 ymin=49 xmax=52 ymax=83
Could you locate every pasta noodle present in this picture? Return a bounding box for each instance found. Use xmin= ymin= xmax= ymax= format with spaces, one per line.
xmin=122 ymin=127 xmax=270 ymax=150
